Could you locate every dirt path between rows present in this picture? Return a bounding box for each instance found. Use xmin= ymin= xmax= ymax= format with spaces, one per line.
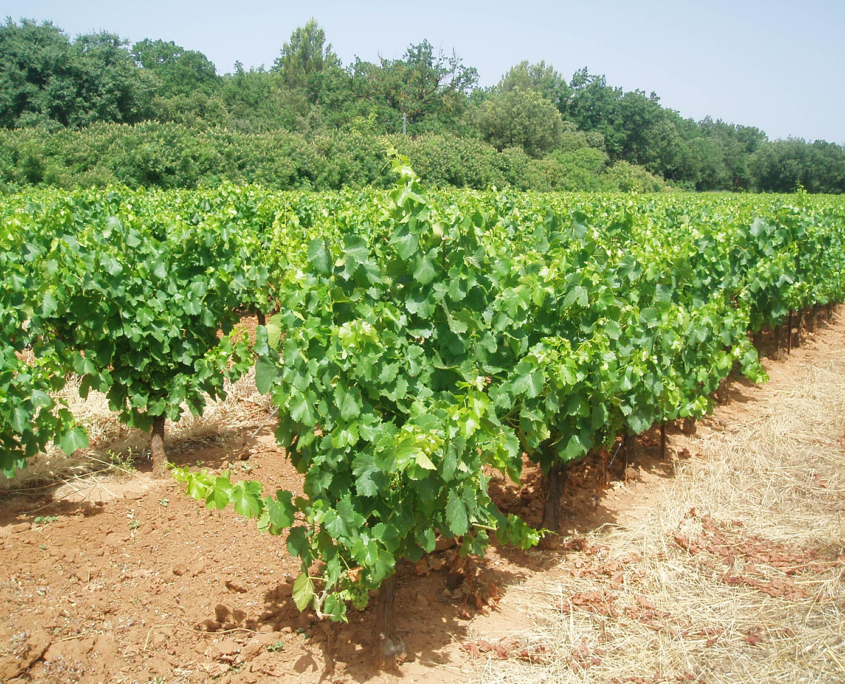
xmin=1 ymin=313 xmax=843 ymax=684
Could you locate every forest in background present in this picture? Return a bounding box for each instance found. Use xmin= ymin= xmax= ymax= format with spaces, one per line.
xmin=1 ymin=17 xmax=843 ymax=193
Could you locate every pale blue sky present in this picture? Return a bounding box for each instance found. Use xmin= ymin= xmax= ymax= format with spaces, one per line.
xmin=6 ymin=0 xmax=844 ymax=143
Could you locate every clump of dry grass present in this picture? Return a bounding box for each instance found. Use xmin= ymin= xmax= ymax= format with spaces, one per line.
xmin=0 ymin=366 xmax=273 ymax=492
xmin=684 ymin=353 xmax=845 ymax=548
xmin=471 ymin=339 xmax=845 ymax=682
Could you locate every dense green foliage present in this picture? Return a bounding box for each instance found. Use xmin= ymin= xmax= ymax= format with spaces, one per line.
xmin=0 ymin=19 xmax=149 ymax=129
xmin=175 ymin=167 xmax=843 ymax=621
xmin=2 ymin=9 xmax=842 ymax=634
xmin=41 ymin=190 xmax=261 ymax=431
xmin=3 ymin=165 xmax=844 ymax=617
xmin=0 ymin=201 xmax=87 ymax=475
xmin=1 ymin=18 xmax=843 ymax=193
xmin=0 ymin=123 xmax=664 ymax=193
xmin=0 ymin=186 xmax=270 ymax=474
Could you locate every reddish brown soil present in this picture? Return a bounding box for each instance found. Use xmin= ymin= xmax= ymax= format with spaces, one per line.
xmin=0 ymin=422 xmax=554 ymax=684
xmin=0 ymin=310 xmax=841 ymax=684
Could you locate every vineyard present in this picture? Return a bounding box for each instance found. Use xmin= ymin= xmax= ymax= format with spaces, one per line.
xmin=2 ymin=158 xmax=845 ymax=679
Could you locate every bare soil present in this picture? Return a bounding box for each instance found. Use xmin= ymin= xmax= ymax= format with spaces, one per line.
xmin=1 ymin=313 xmax=843 ymax=684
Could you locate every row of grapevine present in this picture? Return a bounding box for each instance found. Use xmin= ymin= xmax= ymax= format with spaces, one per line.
xmin=1 ymin=201 xmax=87 ymax=471
xmin=2 ymin=163 xmax=844 ymax=635
xmin=0 ymin=186 xmax=269 ymax=474
xmin=178 ymin=163 xmax=845 ymax=627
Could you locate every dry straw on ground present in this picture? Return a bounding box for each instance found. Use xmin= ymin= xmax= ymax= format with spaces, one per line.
xmin=471 ymin=329 xmax=845 ymax=683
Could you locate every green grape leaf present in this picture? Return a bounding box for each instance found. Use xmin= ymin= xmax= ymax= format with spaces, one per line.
xmin=266 ymin=319 xmax=283 ymax=350
xmin=413 ymin=256 xmax=437 ymax=285
xmin=446 ymin=489 xmax=469 ymax=536
xmin=308 ymin=239 xmax=332 ymax=274
xmin=323 ymin=592 xmax=348 ymax=622
xmin=292 ymin=572 xmax=315 ymax=611
xmin=58 ymin=426 xmax=89 ymax=455
xmin=266 ymin=490 xmax=296 ymax=529
xmin=205 ymin=475 xmax=234 ymax=510
xmin=255 ymin=356 xmax=278 ymax=394
xmin=391 ymin=230 xmax=419 ymax=261
xmin=231 ymin=480 xmax=264 ymax=518
xmin=563 ymin=285 xmax=588 ymax=308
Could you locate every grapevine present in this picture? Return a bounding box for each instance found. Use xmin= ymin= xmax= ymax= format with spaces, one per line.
xmin=1 ymin=166 xmax=843 ymax=646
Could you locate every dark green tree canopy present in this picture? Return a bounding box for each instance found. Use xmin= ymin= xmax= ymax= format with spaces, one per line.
xmin=475 ymin=87 xmax=565 ymax=158
xmin=273 ymin=19 xmax=340 ymax=92
xmin=499 ymin=60 xmax=571 ymax=111
xmin=0 ymin=17 xmax=843 ymax=193
xmin=344 ymin=41 xmax=478 ymax=133
xmin=751 ymin=138 xmax=845 ymax=194
xmin=0 ymin=19 xmax=145 ymax=129
xmin=131 ymin=38 xmax=220 ymax=98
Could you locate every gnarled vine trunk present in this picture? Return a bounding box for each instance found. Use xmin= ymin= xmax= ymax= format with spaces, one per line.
xmin=539 ymin=460 xmax=567 ymax=548
xmin=372 ymin=574 xmax=404 ymax=669
xmin=150 ymin=414 xmax=167 ymax=478
xmin=787 ymin=311 xmax=793 ymax=354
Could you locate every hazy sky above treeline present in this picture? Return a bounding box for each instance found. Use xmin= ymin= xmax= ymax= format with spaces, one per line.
xmin=6 ymin=0 xmax=844 ymax=144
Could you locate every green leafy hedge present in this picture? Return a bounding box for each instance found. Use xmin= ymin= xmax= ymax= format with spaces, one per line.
xmin=0 ymin=123 xmax=666 ymax=193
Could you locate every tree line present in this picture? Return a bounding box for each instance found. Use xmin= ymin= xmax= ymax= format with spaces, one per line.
xmin=1 ymin=17 xmax=843 ymax=193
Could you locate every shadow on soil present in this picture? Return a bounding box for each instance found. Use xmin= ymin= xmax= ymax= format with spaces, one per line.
xmin=193 ymin=554 xmax=531 ymax=681
xmin=0 ymin=497 xmax=109 ymax=528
